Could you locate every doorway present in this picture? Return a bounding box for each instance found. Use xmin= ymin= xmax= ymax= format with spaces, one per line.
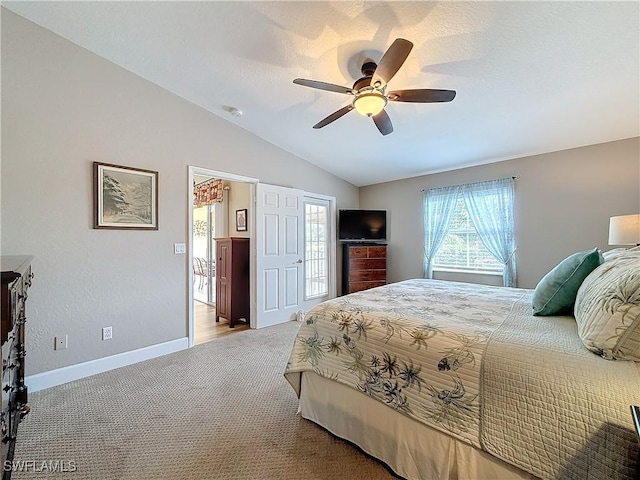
xmin=188 ymin=167 xmax=258 ymax=347
xmin=188 ymin=169 xmax=337 ymax=344
xmin=192 ymin=175 xmax=219 ymax=345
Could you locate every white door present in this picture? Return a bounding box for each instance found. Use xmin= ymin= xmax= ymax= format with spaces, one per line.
xmin=255 ymin=183 xmax=304 ymax=328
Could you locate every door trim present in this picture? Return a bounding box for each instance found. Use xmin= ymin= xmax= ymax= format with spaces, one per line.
xmin=187 ymin=166 xmax=258 ymax=347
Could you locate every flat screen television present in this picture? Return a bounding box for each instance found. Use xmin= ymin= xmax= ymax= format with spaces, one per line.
xmin=338 ymin=209 xmax=386 ymax=242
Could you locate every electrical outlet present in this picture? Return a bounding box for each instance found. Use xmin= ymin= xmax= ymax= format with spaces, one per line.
xmin=102 ymin=326 xmax=113 ymax=340
xmin=54 ymin=335 xmax=68 ymax=350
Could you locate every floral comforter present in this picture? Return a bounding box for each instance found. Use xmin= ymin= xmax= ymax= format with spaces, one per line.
xmin=284 ymin=279 xmax=527 ymax=447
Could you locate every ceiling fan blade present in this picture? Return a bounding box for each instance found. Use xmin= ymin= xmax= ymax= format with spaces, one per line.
xmin=371 ymin=38 xmax=413 ymax=88
xmin=313 ymin=105 xmax=354 ymax=129
xmin=372 ymin=109 xmax=393 ymax=136
xmin=293 ymin=78 xmax=353 ymax=95
xmin=388 ymin=89 xmax=457 ymax=103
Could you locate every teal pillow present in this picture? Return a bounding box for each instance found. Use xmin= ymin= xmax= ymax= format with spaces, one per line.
xmin=532 ymin=248 xmax=604 ymax=316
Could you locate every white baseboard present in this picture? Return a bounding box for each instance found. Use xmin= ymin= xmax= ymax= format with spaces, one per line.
xmin=25 ymin=337 xmax=189 ymax=392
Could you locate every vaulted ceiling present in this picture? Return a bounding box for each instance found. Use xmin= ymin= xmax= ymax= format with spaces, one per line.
xmin=4 ymin=1 xmax=639 ymax=186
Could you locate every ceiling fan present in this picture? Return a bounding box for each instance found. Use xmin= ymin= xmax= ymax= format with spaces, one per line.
xmin=293 ymin=38 xmax=456 ymax=136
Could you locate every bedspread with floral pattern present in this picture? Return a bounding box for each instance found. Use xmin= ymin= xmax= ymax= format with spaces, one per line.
xmin=284 ymin=279 xmax=527 ymax=447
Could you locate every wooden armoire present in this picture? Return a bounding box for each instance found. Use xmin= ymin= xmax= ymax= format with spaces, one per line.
xmin=215 ymin=237 xmax=250 ymax=328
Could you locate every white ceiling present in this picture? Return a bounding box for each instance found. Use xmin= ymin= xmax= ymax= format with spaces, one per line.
xmin=4 ymin=1 xmax=639 ymax=186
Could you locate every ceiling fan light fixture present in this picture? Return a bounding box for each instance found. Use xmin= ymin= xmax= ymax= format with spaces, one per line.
xmin=353 ymin=92 xmax=387 ymax=117
xmin=293 ymin=38 xmax=455 ymax=134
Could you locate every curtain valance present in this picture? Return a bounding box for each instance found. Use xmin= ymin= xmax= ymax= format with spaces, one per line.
xmin=194 ymin=178 xmax=224 ymax=207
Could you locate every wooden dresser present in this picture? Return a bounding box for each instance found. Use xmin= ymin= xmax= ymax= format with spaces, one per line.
xmin=342 ymin=243 xmax=387 ymax=295
xmin=215 ymin=238 xmax=250 ymax=328
xmin=1 ymin=256 xmax=33 ymax=479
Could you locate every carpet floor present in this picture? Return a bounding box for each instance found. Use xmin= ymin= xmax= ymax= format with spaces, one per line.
xmin=12 ymin=321 xmax=396 ymax=479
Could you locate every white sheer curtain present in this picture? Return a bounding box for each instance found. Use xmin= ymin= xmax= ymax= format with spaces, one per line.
xmin=462 ymin=177 xmax=516 ymax=287
xmin=423 ymin=185 xmax=460 ymax=279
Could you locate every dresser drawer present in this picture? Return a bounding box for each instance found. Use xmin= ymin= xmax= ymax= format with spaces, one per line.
xmin=2 ymin=328 xmax=17 ymax=372
xmin=2 ymin=363 xmax=17 ymax=405
xmin=367 ymin=246 xmax=387 ymax=258
xmin=347 ymin=246 xmax=386 ymax=259
xmin=349 ymin=258 xmax=386 ymax=270
xmin=347 ymin=247 xmax=369 ymax=258
xmin=349 ymin=269 xmax=386 ymax=282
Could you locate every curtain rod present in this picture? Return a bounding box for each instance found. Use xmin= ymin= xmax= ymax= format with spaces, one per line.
xmin=419 ymin=175 xmax=519 ymax=192
xmin=194 ymin=177 xmax=220 ymax=187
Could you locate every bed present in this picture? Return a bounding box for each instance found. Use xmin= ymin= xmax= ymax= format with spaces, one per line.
xmin=284 ymin=248 xmax=640 ymax=480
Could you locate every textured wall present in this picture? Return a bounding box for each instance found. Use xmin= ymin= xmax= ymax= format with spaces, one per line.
xmin=1 ymin=11 xmax=358 ymax=375
xmin=359 ymin=137 xmax=640 ymax=289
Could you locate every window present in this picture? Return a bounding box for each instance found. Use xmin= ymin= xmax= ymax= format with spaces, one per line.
xmin=424 ymin=177 xmax=516 ymax=286
xmin=432 ymin=198 xmax=503 ymax=273
xmin=304 ymin=199 xmax=329 ymax=299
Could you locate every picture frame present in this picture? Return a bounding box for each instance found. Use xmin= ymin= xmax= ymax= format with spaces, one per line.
xmin=236 ymin=209 xmax=248 ymax=232
xmin=93 ymin=162 xmax=158 ymax=230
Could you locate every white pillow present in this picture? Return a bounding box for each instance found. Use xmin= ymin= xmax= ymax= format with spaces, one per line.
xmin=574 ymin=249 xmax=640 ymax=361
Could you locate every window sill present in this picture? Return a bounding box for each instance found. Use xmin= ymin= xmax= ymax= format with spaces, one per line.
xmin=433 ymin=267 xmax=503 ymax=277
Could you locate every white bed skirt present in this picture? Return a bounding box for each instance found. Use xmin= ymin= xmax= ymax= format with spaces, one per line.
xmin=299 ymin=372 xmax=538 ymax=480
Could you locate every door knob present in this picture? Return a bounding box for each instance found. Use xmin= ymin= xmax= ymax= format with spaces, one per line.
xmin=293 ymin=259 xmax=303 ymax=264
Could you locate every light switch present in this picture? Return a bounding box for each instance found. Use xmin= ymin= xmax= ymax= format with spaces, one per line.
xmin=174 ymin=243 xmax=186 ymax=254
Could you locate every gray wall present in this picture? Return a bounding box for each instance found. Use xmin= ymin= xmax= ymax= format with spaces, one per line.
xmin=1 ymin=11 xmax=358 ymax=375
xmin=359 ymin=137 xmax=640 ymax=289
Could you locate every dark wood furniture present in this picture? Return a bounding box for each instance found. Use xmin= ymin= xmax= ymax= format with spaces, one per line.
xmin=342 ymin=243 xmax=387 ymax=295
xmin=215 ymin=238 xmax=250 ymax=328
xmin=1 ymin=256 xmax=33 ymax=480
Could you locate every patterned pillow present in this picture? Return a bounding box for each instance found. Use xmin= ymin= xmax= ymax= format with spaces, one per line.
xmin=602 ymin=246 xmax=640 ymax=262
xmin=574 ymin=249 xmax=640 ymax=361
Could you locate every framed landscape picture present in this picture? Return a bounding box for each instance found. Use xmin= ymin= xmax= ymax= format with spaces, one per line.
xmin=94 ymin=162 xmax=158 ymax=230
